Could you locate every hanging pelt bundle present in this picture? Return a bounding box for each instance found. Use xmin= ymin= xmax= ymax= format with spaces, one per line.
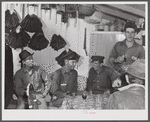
xmin=78 ymin=4 xmax=95 ymax=17
xmin=5 ymin=26 xmax=11 ymax=34
xmin=66 ymin=4 xmax=79 ymax=12
xmin=20 ymin=14 xmax=42 ymax=33
xmin=28 ymin=4 xmax=38 ymax=7
xmin=50 ymin=34 xmax=67 ymax=51
xmin=61 ymin=12 xmax=69 ymax=23
xmin=6 ymin=27 xmax=30 ymax=49
xmin=5 ymin=9 xmax=20 ymax=30
xmin=41 ymin=4 xmax=51 ymax=10
xmin=49 ymin=4 xmax=57 ymax=8
xmin=28 ymin=30 xmax=49 ymax=51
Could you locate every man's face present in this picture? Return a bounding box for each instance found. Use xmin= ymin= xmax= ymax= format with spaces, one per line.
xmin=93 ymin=61 xmax=101 ymax=71
xmin=23 ymin=55 xmax=34 ymax=67
xmin=65 ymin=60 xmax=77 ymax=69
xmin=125 ymin=28 xmax=136 ymax=42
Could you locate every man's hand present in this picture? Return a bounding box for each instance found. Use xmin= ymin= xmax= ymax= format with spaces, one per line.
xmin=52 ymin=96 xmax=57 ymax=100
xmin=38 ymin=93 xmax=46 ymax=99
xmin=112 ymin=78 xmax=122 ymax=88
xmin=72 ymin=93 xmax=76 ymax=97
xmin=115 ymin=55 xmax=125 ymax=63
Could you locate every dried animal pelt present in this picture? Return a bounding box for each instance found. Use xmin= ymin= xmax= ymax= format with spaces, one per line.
xmin=6 ymin=28 xmax=30 ymax=49
xmin=50 ymin=34 xmax=67 ymax=51
xmin=5 ymin=9 xmax=20 ymax=30
xmin=28 ymin=30 xmax=49 ymax=51
xmin=20 ymin=14 xmax=42 ymax=33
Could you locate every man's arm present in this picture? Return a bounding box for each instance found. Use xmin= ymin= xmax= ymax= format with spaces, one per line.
xmin=86 ymin=69 xmax=93 ymax=92
xmin=108 ymin=44 xmax=118 ymax=66
xmin=138 ymin=46 xmax=145 ymax=59
xmin=14 ymin=71 xmax=26 ymax=97
xmin=109 ymin=68 xmax=119 ymax=84
xmin=49 ymin=71 xmax=66 ymax=98
xmin=72 ymin=71 xmax=77 ymax=94
xmin=40 ymin=67 xmax=52 ymax=96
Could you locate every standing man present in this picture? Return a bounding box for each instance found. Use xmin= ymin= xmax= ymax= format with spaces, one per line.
xmin=108 ymin=22 xmax=145 ymax=73
xmin=86 ymin=56 xmax=118 ymax=94
xmin=49 ymin=49 xmax=80 ymax=107
xmin=14 ymin=50 xmax=52 ymax=109
xmin=107 ymin=59 xmax=145 ymax=109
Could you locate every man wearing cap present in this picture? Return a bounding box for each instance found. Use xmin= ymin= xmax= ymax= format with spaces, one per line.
xmin=49 ymin=49 xmax=80 ymax=107
xmin=107 ymin=59 xmax=145 ymax=109
xmin=86 ymin=56 xmax=118 ymax=94
xmin=14 ymin=50 xmax=52 ymax=109
xmin=108 ymin=22 xmax=145 ymax=73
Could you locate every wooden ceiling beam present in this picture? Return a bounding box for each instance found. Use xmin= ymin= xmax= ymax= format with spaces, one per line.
xmin=95 ymin=4 xmax=139 ymax=22
xmin=106 ymin=4 xmax=145 ymax=18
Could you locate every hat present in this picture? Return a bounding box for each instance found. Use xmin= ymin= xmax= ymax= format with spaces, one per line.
xmin=19 ymin=50 xmax=34 ymax=63
xmin=124 ymin=22 xmax=137 ymax=32
xmin=55 ymin=49 xmax=80 ymax=66
xmin=127 ymin=59 xmax=145 ymax=80
xmin=91 ymin=56 xmax=105 ymax=63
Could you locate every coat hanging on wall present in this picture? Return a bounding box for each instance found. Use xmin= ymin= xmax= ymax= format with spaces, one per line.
xmin=6 ymin=27 xmax=30 ymax=49
xmin=20 ymin=14 xmax=42 ymax=33
xmin=5 ymin=9 xmax=20 ymax=30
xmin=50 ymin=34 xmax=67 ymax=51
xmin=28 ymin=30 xmax=49 ymax=51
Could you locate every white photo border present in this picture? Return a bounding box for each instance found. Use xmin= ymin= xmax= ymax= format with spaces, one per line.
xmin=2 ymin=1 xmax=148 ymax=120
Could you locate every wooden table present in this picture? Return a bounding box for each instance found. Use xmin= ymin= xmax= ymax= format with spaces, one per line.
xmin=60 ymin=94 xmax=110 ymax=109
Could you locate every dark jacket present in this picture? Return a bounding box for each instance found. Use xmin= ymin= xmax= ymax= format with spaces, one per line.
xmin=86 ymin=65 xmax=118 ymax=94
xmin=106 ymin=84 xmax=145 ymax=109
xmin=50 ymin=68 xmax=78 ymax=107
xmin=5 ymin=45 xmax=14 ymax=108
xmin=51 ymin=68 xmax=78 ymax=97
xmin=14 ymin=65 xmax=51 ymax=97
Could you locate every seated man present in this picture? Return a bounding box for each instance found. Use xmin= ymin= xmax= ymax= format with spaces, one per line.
xmin=14 ymin=50 xmax=52 ymax=109
xmin=107 ymin=59 xmax=145 ymax=109
xmin=86 ymin=56 xmax=118 ymax=94
xmin=49 ymin=49 xmax=80 ymax=107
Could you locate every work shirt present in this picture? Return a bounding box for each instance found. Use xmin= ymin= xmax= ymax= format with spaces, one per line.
xmin=86 ymin=65 xmax=118 ymax=94
xmin=109 ymin=39 xmax=145 ymax=73
xmin=50 ymin=68 xmax=78 ymax=98
xmin=14 ymin=65 xmax=51 ymax=97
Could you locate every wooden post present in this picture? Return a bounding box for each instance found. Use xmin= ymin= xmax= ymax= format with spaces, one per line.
xmin=21 ymin=4 xmax=25 ymax=68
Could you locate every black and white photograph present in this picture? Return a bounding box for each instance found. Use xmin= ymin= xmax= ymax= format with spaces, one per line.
xmin=2 ymin=1 xmax=148 ymax=120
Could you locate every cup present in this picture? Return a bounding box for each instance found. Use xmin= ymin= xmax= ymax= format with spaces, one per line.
xmin=61 ymin=83 xmax=67 ymax=92
xmin=82 ymin=91 xmax=87 ymax=100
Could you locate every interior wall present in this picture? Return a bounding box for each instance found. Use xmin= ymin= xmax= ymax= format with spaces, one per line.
xmin=5 ymin=3 xmax=95 ymax=77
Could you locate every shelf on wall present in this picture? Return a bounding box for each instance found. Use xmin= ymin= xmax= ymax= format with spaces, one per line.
xmin=91 ymin=31 xmax=123 ymax=34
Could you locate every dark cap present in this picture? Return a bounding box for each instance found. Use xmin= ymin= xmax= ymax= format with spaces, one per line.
xmin=19 ymin=50 xmax=34 ymax=63
xmin=91 ymin=55 xmax=105 ymax=63
xmin=55 ymin=49 xmax=80 ymax=66
xmin=124 ymin=22 xmax=137 ymax=32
